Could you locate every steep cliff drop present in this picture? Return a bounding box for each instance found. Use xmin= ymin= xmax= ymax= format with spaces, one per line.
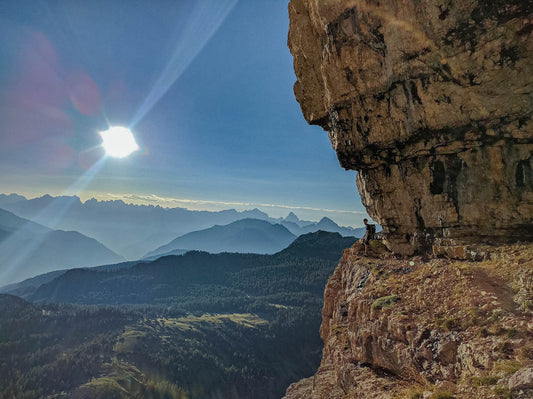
xmin=285 ymin=1 xmax=533 ymax=398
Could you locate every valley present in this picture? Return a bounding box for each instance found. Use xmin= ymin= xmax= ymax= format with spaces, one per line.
xmin=0 ymin=231 xmax=357 ymax=399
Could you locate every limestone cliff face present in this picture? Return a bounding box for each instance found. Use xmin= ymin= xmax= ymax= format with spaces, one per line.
xmin=286 ymin=1 xmax=533 ymax=397
xmin=283 ymin=243 xmax=533 ymax=398
xmin=288 ymin=0 xmax=533 ymax=255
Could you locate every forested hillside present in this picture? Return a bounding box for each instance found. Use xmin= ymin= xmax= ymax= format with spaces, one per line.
xmin=0 ymin=231 xmax=357 ymax=399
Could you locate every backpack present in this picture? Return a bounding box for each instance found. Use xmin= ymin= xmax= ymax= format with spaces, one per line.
xmin=368 ymin=224 xmax=376 ymax=238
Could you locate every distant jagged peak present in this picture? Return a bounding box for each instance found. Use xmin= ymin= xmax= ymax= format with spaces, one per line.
xmin=318 ymin=216 xmax=336 ymax=225
xmin=87 ymin=198 xmax=129 ymax=208
xmin=312 ymin=217 xmax=342 ymax=231
xmin=285 ymin=212 xmax=300 ymax=223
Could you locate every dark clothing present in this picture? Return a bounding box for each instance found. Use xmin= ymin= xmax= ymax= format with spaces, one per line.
xmin=364 ymin=224 xmax=375 ymax=244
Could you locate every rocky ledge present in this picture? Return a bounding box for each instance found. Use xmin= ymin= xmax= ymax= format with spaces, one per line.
xmin=283 ymin=243 xmax=533 ymax=399
xmin=288 ymin=0 xmax=533 ymax=255
xmin=285 ymin=1 xmax=533 ymax=397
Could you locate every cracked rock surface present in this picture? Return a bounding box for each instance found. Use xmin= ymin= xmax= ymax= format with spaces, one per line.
xmin=288 ymin=0 xmax=533 ymax=255
xmin=283 ymin=243 xmax=533 ymax=398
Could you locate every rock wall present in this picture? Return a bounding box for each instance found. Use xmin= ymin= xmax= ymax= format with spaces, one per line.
xmin=288 ymin=0 xmax=533 ymax=255
xmin=283 ymin=243 xmax=533 ymax=398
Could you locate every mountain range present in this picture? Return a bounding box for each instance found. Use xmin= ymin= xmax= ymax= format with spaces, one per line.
xmin=0 ymin=231 xmax=358 ymax=399
xmin=7 ymin=230 xmax=357 ymax=306
xmin=0 ymin=208 xmax=125 ymax=285
xmin=0 ymin=193 xmax=365 ymax=259
xmin=144 ymin=218 xmax=297 ymax=259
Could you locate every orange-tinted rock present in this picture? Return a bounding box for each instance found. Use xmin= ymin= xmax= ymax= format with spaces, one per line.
xmin=288 ymin=0 xmax=533 ymax=255
xmin=283 ymin=244 xmax=533 ymax=398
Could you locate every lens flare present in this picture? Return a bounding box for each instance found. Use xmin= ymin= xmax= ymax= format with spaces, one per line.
xmin=129 ymin=0 xmax=237 ymax=127
xmin=99 ymin=126 xmax=139 ymax=158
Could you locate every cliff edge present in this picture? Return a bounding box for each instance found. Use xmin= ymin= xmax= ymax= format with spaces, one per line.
xmin=283 ymin=243 xmax=533 ymax=398
xmin=288 ymin=0 xmax=532 ymax=255
xmin=285 ymin=1 xmax=533 ymax=397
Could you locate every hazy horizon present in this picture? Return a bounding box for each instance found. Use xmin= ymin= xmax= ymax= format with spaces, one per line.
xmin=0 ymin=1 xmax=369 ymax=227
xmin=1 ymin=191 xmax=368 ymax=227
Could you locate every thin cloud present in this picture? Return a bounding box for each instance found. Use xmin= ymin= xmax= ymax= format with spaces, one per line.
xmin=99 ymin=193 xmax=367 ymax=216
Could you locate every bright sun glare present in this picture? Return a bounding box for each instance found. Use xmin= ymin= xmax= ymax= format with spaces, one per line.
xmin=99 ymin=126 xmax=139 ymax=158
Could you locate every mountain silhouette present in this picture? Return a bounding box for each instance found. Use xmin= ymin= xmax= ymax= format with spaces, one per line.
xmin=144 ymin=218 xmax=296 ymax=259
xmin=27 ymin=231 xmax=356 ymax=305
xmin=281 ymin=230 xmax=354 ymax=258
xmin=0 ymin=194 xmax=366 ymax=259
xmin=0 ymin=208 xmax=125 ymax=285
xmin=285 ymin=211 xmax=300 ymax=223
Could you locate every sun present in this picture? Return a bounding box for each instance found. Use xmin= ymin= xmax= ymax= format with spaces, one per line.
xmin=99 ymin=126 xmax=139 ymax=158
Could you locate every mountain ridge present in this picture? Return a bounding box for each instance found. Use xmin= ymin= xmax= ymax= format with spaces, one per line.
xmin=0 ymin=230 xmax=359 ymax=399
xmin=0 ymin=208 xmax=125 ymax=285
xmin=0 ymin=193 xmax=365 ymax=259
xmin=144 ymin=218 xmax=297 ymax=259
xmin=27 ymin=231 xmax=357 ymax=305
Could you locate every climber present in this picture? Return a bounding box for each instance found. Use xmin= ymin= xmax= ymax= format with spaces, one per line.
xmin=362 ymin=218 xmax=375 ymax=255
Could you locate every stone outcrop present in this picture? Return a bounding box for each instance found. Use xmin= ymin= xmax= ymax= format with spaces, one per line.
xmin=283 ymin=243 xmax=533 ymax=398
xmin=288 ymin=0 xmax=533 ymax=255
xmin=285 ymin=1 xmax=533 ymax=397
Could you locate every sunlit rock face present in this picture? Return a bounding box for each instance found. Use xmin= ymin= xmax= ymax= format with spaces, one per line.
xmin=283 ymin=244 xmax=533 ymax=399
xmin=288 ymin=0 xmax=533 ymax=255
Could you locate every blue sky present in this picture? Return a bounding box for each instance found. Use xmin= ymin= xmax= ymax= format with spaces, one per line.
xmin=0 ymin=0 xmax=368 ymax=226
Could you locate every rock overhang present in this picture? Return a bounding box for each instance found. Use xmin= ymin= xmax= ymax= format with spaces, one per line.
xmin=288 ymin=0 xmax=533 ymax=255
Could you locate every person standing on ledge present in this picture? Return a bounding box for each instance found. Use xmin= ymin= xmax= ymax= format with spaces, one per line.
xmin=363 ymin=218 xmax=375 ymax=255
